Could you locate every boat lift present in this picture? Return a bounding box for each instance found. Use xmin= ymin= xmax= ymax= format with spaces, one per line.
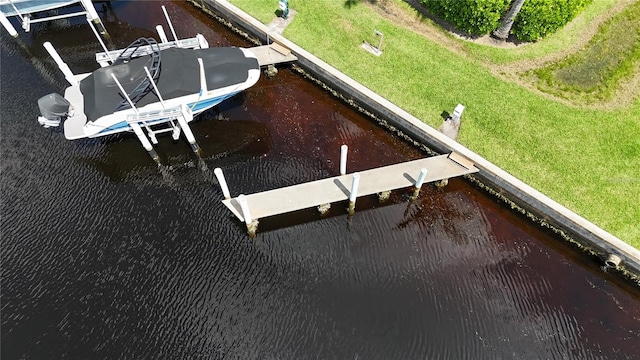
xmin=0 ymin=0 xmax=105 ymax=37
xmin=40 ymin=6 xmax=212 ymax=162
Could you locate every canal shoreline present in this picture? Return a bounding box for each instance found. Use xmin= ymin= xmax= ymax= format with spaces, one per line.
xmin=188 ymin=0 xmax=640 ymax=282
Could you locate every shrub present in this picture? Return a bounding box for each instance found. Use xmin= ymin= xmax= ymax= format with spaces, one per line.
xmin=420 ymin=0 xmax=511 ymax=36
xmin=511 ymin=0 xmax=593 ymax=41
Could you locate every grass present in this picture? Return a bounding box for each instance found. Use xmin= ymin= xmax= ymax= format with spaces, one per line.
xmin=228 ymin=0 xmax=640 ymax=248
xmin=533 ymin=0 xmax=640 ymax=103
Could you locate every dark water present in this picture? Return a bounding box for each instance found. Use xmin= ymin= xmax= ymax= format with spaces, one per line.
xmin=2 ymin=1 xmax=639 ymax=359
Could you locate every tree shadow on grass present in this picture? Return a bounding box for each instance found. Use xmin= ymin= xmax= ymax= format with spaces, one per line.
xmin=344 ymin=0 xmax=378 ymax=9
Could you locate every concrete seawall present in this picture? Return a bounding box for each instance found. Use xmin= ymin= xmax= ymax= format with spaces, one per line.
xmin=189 ymin=0 xmax=640 ymax=280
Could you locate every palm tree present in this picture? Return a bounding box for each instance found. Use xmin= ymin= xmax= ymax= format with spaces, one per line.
xmin=493 ymin=0 xmax=526 ymax=40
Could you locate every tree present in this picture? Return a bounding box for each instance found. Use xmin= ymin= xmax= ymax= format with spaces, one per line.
xmin=493 ymin=0 xmax=526 ymax=40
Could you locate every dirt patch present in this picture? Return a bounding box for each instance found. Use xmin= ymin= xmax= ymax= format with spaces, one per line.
xmin=364 ymin=0 xmax=640 ymax=109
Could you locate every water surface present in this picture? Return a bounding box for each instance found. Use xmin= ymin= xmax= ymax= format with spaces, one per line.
xmin=2 ymin=1 xmax=639 ymax=359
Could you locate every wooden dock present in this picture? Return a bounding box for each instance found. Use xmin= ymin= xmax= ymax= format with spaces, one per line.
xmin=250 ymin=43 xmax=297 ymax=67
xmin=222 ymin=153 xmax=478 ymax=224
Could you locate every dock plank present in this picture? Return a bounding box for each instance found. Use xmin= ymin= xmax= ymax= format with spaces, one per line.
xmin=222 ymin=153 xmax=478 ymax=222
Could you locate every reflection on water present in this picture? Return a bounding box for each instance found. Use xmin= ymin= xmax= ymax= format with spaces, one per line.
xmin=1 ymin=1 xmax=639 ymax=359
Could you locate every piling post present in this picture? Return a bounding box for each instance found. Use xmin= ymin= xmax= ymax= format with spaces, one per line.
xmin=214 ymin=168 xmax=231 ymax=199
xmin=237 ymin=195 xmax=258 ymax=237
xmin=411 ymin=168 xmax=428 ymax=200
xmin=178 ymin=105 xmax=201 ymax=154
xmin=130 ymin=122 xmax=160 ymax=163
xmin=435 ymin=178 xmax=449 ymax=188
xmin=317 ymin=203 xmax=331 ymax=215
xmin=378 ymin=191 xmax=391 ymax=202
xmin=348 ymin=172 xmax=360 ymax=216
xmin=340 ymin=145 xmax=348 ymax=175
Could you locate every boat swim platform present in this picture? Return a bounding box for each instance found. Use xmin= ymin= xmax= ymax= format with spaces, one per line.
xmin=222 ymin=152 xmax=478 ymax=224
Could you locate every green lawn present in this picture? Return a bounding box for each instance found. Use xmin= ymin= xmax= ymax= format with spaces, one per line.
xmin=534 ymin=0 xmax=640 ymax=103
xmin=229 ymin=0 xmax=640 ymax=247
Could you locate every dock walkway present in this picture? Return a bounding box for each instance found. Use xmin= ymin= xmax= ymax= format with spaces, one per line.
xmin=222 ymin=153 xmax=478 ymax=223
xmin=251 ymin=43 xmax=297 ymax=67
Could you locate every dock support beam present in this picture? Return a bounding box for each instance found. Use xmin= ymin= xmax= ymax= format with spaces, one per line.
xmin=412 ymin=168 xmax=428 ymax=200
xmin=348 ymin=172 xmax=360 ymax=216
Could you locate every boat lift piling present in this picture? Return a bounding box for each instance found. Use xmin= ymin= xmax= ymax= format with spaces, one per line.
xmin=43 ymin=42 xmax=78 ymax=86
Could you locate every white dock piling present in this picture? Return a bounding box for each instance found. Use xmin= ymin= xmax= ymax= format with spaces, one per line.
xmin=238 ymin=194 xmax=258 ymax=237
xmin=412 ymin=168 xmax=428 ymax=199
xmin=340 ymin=145 xmax=348 ymax=175
xmin=238 ymin=195 xmax=252 ymax=224
xmin=214 ymin=168 xmax=231 ymax=199
xmin=348 ymin=172 xmax=360 ymax=215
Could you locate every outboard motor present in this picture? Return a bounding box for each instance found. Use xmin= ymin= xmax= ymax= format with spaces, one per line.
xmin=37 ymin=93 xmax=71 ymax=128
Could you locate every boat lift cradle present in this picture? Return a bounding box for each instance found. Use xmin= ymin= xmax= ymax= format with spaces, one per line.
xmin=36 ymin=6 xmax=226 ymax=162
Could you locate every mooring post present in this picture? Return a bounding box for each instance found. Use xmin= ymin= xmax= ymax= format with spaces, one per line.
xmin=214 ymin=168 xmax=231 ymax=199
xmin=412 ymin=168 xmax=428 ymax=200
xmin=340 ymin=145 xmax=348 ymax=175
xmin=237 ymin=195 xmax=258 ymax=237
xmin=348 ymin=172 xmax=360 ymax=215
